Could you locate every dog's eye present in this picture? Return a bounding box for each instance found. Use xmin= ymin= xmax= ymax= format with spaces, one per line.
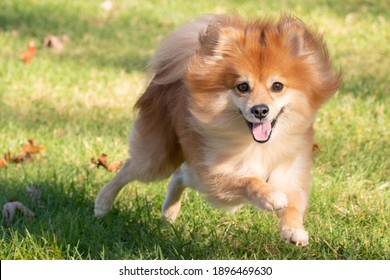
xmin=237 ymin=82 xmax=250 ymax=93
xmin=271 ymin=82 xmax=284 ymax=93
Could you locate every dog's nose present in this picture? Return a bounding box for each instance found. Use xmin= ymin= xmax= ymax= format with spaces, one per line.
xmin=251 ymin=104 xmax=269 ymax=119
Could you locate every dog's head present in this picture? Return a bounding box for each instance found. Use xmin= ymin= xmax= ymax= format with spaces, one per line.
xmin=187 ymin=15 xmax=341 ymax=144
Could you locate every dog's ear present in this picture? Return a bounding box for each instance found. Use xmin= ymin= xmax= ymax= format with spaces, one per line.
xmin=199 ymin=15 xmax=244 ymax=58
xmin=278 ymin=16 xmax=342 ymax=105
xmin=278 ymin=16 xmax=314 ymax=57
xmin=199 ymin=19 xmax=221 ymax=56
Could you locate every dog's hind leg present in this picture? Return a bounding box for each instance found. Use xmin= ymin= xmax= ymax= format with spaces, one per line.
xmin=162 ymin=167 xmax=186 ymax=223
xmin=94 ymin=78 xmax=186 ymax=218
xmin=94 ymin=158 xmax=134 ymax=217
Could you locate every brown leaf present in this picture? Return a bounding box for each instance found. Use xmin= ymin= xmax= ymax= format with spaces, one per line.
xmin=7 ymin=150 xmax=33 ymax=163
xmin=20 ymin=41 xmax=37 ymax=63
xmin=22 ymin=139 xmax=45 ymax=154
xmin=1 ymin=140 xmax=44 ymax=166
xmin=107 ymin=160 xmax=122 ymax=172
xmin=2 ymin=201 xmax=35 ymax=226
xmin=8 ymin=150 xmax=27 ymax=163
xmin=0 ymin=157 xmax=7 ymax=168
xmin=43 ymin=35 xmax=66 ymax=53
xmin=91 ymin=153 xmax=121 ymax=172
xmin=91 ymin=153 xmax=109 ymax=169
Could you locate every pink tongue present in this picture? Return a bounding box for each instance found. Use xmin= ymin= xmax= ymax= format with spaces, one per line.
xmin=252 ymin=121 xmax=272 ymax=142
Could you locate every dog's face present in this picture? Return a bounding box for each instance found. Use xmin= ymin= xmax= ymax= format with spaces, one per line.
xmin=187 ymin=15 xmax=341 ymax=143
xmin=230 ymin=76 xmax=290 ymax=144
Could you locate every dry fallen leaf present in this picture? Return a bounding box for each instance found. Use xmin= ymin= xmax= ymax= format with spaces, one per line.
xmin=22 ymin=139 xmax=46 ymax=154
xmin=0 ymin=157 xmax=7 ymax=168
xmin=2 ymin=201 xmax=35 ymax=226
xmin=6 ymin=150 xmax=33 ymax=163
xmin=91 ymin=153 xmax=122 ymax=172
xmin=43 ymin=35 xmax=68 ymax=53
xmin=107 ymin=160 xmax=122 ymax=172
xmin=1 ymin=139 xmax=45 ymax=165
xmin=20 ymin=41 xmax=37 ymax=63
xmin=91 ymin=153 xmax=109 ymax=169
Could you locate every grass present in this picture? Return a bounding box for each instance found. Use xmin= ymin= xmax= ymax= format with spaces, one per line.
xmin=0 ymin=0 xmax=389 ymax=260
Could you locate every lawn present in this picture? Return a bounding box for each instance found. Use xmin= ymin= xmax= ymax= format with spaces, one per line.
xmin=0 ymin=0 xmax=389 ymax=260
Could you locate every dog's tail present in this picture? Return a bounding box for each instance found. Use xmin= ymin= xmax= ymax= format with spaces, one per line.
xmin=148 ymin=15 xmax=215 ymax=85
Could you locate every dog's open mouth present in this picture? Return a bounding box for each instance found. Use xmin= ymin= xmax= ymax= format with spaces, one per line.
xmin=245 ymin=107 xmax=284 ymax=143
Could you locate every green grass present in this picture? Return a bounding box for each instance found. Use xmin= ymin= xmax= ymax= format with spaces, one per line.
xmin=0 ymin=0 xmax=389 ymax=260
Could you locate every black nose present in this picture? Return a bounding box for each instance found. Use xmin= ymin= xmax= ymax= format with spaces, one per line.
xmin=251 ymin=104 xmax=269 ymax=119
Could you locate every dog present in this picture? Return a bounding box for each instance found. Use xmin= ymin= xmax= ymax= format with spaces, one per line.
xmin=95 ymin=14 xmax=341 ymax=246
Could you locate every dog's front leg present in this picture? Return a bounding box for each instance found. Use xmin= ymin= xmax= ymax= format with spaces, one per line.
xmin=244 ymin=178 xmax=289 ymax=211
xmin=271 ymin=157 xmax=311 ymax=246
xmin=276 ymin=191 xmax=309 ymax=246
xmin=207 ymin=176 xmax=288 ymax=212
xmin=246 ymin=176 xmax=309 ymax=246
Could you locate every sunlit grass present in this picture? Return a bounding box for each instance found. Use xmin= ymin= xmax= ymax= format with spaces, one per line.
xmin=0 ymin=0 xmax=389 ymax=260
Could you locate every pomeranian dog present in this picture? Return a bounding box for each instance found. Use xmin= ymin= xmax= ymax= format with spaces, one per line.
xmin=95 ymin=14 xmax=341 ymax=246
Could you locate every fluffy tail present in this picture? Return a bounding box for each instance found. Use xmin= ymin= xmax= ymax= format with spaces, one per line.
xmin=149 ymin=15 xmax=215 ymax=85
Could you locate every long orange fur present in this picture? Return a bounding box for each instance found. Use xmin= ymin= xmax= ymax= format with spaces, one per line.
xmin=95 ymin=14 xmax=341 ymax=246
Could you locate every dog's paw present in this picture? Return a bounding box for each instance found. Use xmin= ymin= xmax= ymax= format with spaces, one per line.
xmin=281 ymin=227 xmax=309 ymax=246
xmin=161 ymin=209 xmax=179 ymax=223
xmin=255 ymin=190 xmax=288 ymax=211
xmin=94 ymin=199 xmax=112 ymax=217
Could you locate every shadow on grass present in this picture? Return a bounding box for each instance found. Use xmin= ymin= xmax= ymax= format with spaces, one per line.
xmin=0 ymin=101 xmax=134 ymax=140
xmin=2 ymin=163 xmax=387 ymax=260
xmin=0 ymin=157 xmax=308 ymax=260
xmin=0 ymin=173 xmax=294 ymax=260
xmin=0 ymin=174 xmax=179 ymax=259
